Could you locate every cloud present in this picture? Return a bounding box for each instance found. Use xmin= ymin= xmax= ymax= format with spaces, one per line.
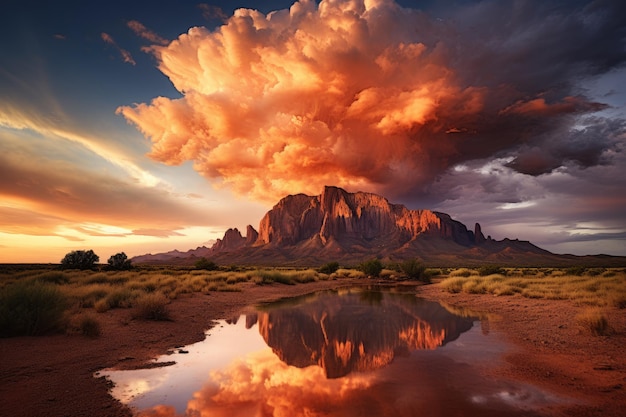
xmin=101 ymin=32 xmax=136 ymax=65
xmin=131 ymin=228 xmax=186 ymax=238
xmin=198 ymin=4 xmax=228 ymax=22
xmin=0 ymin=136 xmax=211 ymax=238
xmin=127 ymin=20 xmax=169 ymax=46
xmin=117 ymin=0 xmax=626 ymax=203
xmin=0 ymin=103 xmax=160 ymax=187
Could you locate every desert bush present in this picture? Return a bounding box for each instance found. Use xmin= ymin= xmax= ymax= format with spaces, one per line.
xmin=358 ymin=259 xmax=383 ymax=277
xmin=426 ymin=268 xmax=443 ymax=277
xmin=67 ymin=285 xmax=109 ymax=308
xmin=379 ymin=269 xmax=397 ymax=279
xmin=32 ymin=271 xmax=69 ymax=284
xmin=478 ymin=265 xmax=505 ymax=276
xmin=83 ymin=273 xmax=110 ymax=284
xmin=0 ymin=281 xmax=67 ymax=336
xmin=288 ymin=269 xmax=318 ymax=283
xmin=195 ymin=257 xmax=218 ymax=271
xmin=439 ymin=277 xmax=466 ymax=293
xmin=585 ymin=268 xmax=605 ymax=277
xmin=225 ymin=273 xmax=248 ymax=285
xmin=78 ymin=314 xmax=101 ymax=338
xmin=94 ymin=299 xmax=109 ymax=313
xmin=132 ymin=293 xmax=171 ymax=321
xmin=61 ymin=250 xmax=99 ymax=270
xmin=253 ymin=270 xmax=295 ymax=285
xmin=400 ymin=259 xmax=429 ymax=282
xmin=565 ymin=266 xmax=586 ymax=276
xmin=450 ymin=268 xmax=474 ymax=277
xmin=609 ymin=293 xmax=626 ymax=309
xmin=105 ymin=288 xmax=135 ymax=309
xmin=318 ymin=261 xmax=340 ymax=275
xmin=331 ymin=268 xmax=366 ymax=279
xmin=107 ymin=252 xmax=132 ymax=270
xmin=576 ymin=309 xmax=612 ymax=336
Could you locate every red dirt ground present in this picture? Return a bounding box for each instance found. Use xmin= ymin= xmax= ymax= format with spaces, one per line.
xmin=1 ymin=278 xmax=624 ymax=417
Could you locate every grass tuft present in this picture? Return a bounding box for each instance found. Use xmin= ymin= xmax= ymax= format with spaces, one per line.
xmin=576 ymin=308 xmax=612 ymax=336
xmin=78 ymin=314 xmax=101 ymax=338
xmin=0 ymin=281 xmax=67 ymax=336
xmin=132 ymin=292 xmax=171 ymax=321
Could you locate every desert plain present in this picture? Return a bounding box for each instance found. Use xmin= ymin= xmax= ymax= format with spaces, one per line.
xmin=1 ymin=265 xmax=625 ymax=417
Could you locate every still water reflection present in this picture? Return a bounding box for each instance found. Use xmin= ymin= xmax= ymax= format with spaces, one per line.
xmin=99 ymin=287 xmax=560 ymax=416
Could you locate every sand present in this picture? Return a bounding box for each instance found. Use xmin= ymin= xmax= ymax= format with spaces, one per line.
xmin=1 ymin=278 xmax=624 ymax=417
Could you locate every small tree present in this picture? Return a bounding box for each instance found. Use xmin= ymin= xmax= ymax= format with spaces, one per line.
xmin=359 ymin=259 xmax=383 ymax=278
xmin=60 ymin=250 xmax=99 ymax=270
xmin=107 ymin=252 xmax=132 ymax=270
xmin=195 ymin=257 xmax=218 ymax=270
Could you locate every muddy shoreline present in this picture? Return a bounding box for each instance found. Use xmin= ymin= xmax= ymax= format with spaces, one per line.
xmin=1 ymin=278 xmax=624 ymax=416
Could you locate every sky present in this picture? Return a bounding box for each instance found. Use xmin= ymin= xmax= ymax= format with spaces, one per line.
xmin=1 ymin=0 xmax=625 ymax=263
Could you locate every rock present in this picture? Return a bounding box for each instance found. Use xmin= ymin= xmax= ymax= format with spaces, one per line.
xmin=474 ymin=223 xmax=487 ymax=244
xmin=132 ymin=185 xmax=609 ymax=266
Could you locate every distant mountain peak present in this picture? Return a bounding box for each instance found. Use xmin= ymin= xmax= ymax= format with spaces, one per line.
xmin=133 ymin=186 xmax=621 ymax=266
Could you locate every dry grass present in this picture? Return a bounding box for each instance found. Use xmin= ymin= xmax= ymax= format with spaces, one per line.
xmin=439 ymin=269 xmax=626 ymax=307
xmin=132 ymin=292 xmax=171 ymax=321
xmin=0 ymin=265 xmax=337 ymax=336
xmin=576 ymin=308 xmax=612 ymax=336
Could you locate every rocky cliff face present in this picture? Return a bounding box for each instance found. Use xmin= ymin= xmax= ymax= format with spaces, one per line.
xmin=253 ymin=290 xmax=476 ymax=378
xmin=254 ymin=186 xmax=482 ymax=248
xmin=134 ymin=185 xmax=596 ymax=266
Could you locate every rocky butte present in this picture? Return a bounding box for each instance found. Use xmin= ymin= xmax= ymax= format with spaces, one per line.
xmin=132 ymin=186 xmax=619 ymax=266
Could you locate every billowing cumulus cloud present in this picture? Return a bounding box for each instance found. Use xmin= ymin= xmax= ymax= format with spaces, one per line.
xmin=118 ymin=0 xmax=626 ymax=202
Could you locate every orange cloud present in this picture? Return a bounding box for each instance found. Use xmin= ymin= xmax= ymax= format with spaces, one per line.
xmin=198 ymin=4 xmax=228 ymax=22
xmin=101 ymin=32 xmax=136 ymax=65
xmin=183 ymin=350 xmax=374 ymax=417
xmin=118 ymin=0 xmax=614 ymax=203
xmin=127 ymin=20 xmax=169 ymax=45
xmin=118 ymin=0 xmax=486 ymax=202
xmin=501 ymin=96 xmax=607 ymax=116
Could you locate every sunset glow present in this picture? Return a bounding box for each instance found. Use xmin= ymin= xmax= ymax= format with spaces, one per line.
xmin=1 ymin=0 xmax=625 ymax=262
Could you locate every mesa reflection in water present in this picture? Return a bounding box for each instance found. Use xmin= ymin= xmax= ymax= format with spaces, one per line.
xmin=249 ymin=288 xmax=477 ymax=378
xmin=103 ymin=287 xmax=559 ymax=417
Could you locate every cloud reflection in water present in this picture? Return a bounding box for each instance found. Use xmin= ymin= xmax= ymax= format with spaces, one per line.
xmin=103 ymin=288 xmax=562 ymax=417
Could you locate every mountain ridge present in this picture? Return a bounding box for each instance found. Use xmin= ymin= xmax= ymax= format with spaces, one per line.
xmin=132 ymin=186 xmax=625 ymax=267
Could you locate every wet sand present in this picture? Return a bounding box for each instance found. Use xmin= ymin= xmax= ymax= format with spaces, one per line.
xmin=1 ymin=278 xmax=624 ymax=416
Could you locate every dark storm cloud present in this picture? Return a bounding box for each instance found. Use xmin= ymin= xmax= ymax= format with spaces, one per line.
xmin=119 ymin=0 xmax=626 ymax=203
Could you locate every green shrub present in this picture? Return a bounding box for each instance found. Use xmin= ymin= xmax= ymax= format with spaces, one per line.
xmin=0 ymin=281 xmax=67 ymax=336
xmin=400 ymin=259 xmax=428 ymax=282
xmin=565 ymin=266 xmax=586 ymax=276
xmin=478 ymin=265 xmax=505 ymax=276
xmin=195 ymin=257 xmax=218 ymax=271
xmin=132 ymin=293 xmax=171 ymax=321
xmin=359 ymin=259 xmax=383 ymax=277
xmin=318 ymin=262 xmax=340 ymax=275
